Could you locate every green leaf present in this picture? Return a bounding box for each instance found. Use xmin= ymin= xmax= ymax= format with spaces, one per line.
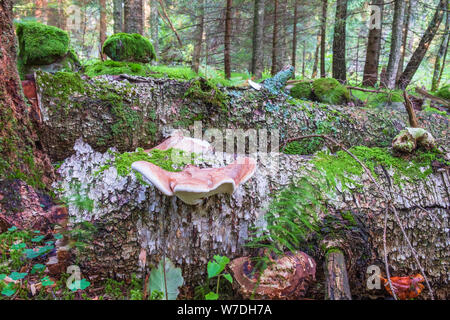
xmin=68 ymin=278 xmax=90 ymax=291
xmin=41 ymin=276 xmax=55 ymax=287
xmin=9 ymin=272 xmax=27 ymax=280
xmin=31 ymin=264 xmax=46 ymax=274
xmin=7 ymin=226 xmax=17 ymax=232
xmin=207 ymin=255 xmax=230 ymax=278
xmin=223 ymin=273 xmax=233 ymax=284
xmin=10 ymin=242 xmax=26 ymax=250
xmin=148 ymin=258 xmax=184 ymax=300
xmin=0 ymin=274 xmax=6 ymax=280
xmin=53 ymin=233 xmax=63 ymax=240
xmin=205 ymin=292 xmax=219 ymax=300
xmin=1 ymin=286 xmax=16 ymax=297
xmin=31 ymin=235 xmax=45 ymax=242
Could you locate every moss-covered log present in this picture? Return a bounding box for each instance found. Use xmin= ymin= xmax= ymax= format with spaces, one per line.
xmin=54 ymin=140 xmax=449 ymax=299
xmin=35 ymin=72 xmax=450 ymax=161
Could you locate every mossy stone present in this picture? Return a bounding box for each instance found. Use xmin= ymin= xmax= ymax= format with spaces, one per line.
xmin=312 ymin=78 xmax=350 ymax=105
xmin=290 ymin=81 xmax=312 ymax=100
xmin=436 ymin=85 xmax=450 ymax=100
xmin=16 ymin=22 xmax=69 ymax=66
xmin=102 ymin=33 xmax=156 ymax=63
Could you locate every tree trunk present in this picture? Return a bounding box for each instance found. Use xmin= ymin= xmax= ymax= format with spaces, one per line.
xmin=302 ymin=40 xmax=306 ymax=78
xmin=0 ymin=0 xmax=54 ymax=188
xmin=332 ymin=0 xmax=348 ymax=82
xmin=312 ymin=33 xmax=320 ymax=78
xmin=251 ymin=0 xmax=265 ymax=79
xmin=396 ymin=0 xmax=415 ymax=86
xmin=362 ymin=1 xmax=383 ymax=87
xmin=124 ymin=0 xmax=143 ymax=34
xmin=150 ymin=0 xmax=159 ymax=59
xmin=192 ymin=0 xmax=205 ymax=73
xmin=224 ymin=0 xmax=233 ymax=79
xmin=113 ymin=0 xmax=124 ymax=34
xmin=431 ymin=5 xmax=449 ymax=91
xmin=292 ymin=0 xmax=299 ymax=73
xmin=386 ymin=0 xmax=406 ymax=89
xmin=320 ymin=0 xmax=328 ymax=78
xmin=271 ymin=0 xmax=279 ymax=75
xmin=324 ymin=249 xmax=352 ymax=300
xmin=99 ymin=0 xmax=107 ymax=59
xmin=398 ymin=0 xmax=446 ymax=89
xmin=35 ymin=0 xmax=48 ymax=24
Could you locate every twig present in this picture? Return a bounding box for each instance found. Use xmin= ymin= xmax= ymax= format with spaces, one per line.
xmin=403 ymin=91 xmax=420 ymax=128
xmin=383 ymin=207 xmax=398 ymax=300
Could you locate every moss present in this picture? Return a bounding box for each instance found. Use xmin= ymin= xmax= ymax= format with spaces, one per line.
xmin=95 ymin=148 xmax=195 ymax=184
xmin=367 ymin=91 xmax=404 ymax=106
xmin=102 ymin=33 xmax=156 ymax=63
xmin=84 ymin=60 xmax=150 ymax=77
xmin=290 ymin=81 xmax=312 ymax=100
xmin=16 ymin=22 xmax=69 ymax=66
xmin=312 ymin=146 xmax=441 ymax=188
xmin=435 ymin=84 xmax=450 ymax=100
xmin=312 ymin=78 xmax=350 ymax=105
xmin=423 ymin=106 xmax=449 ymax=119
xmin=341 ymin=211 xmax=357 ymax=226
xmin=38 ymin=71 xmax=86 ymax=100
xmin=184 ymin=78 xmax=229 ymax=112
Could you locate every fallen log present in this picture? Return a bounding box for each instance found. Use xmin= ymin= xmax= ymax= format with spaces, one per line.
xmin=34 ymin=71 xmax=450 ymax=161
xmin=53 ymin=139 xmax=450 ymax=299
xmin=324 ymin=248 xmax=352 ymax=300
xmin=415 ymin=87 xmax=450 ymax=109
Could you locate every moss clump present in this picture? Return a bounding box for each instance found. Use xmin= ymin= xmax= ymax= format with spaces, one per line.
xmin=37 ymin=71 xmax=86 ymax=101
xmin=290 ymin=82 xmax=312 ymax=100
xmin=95 ymin=148 xmax=195 ymax=184
xmin=312 ymin=146 xmax=442 ymax=188
xmin=16 ymin=22 xmax=69 ymax=66
xmin=312 ymin=78 xmax=349 ymax=105
xmin=435 ymin=84 xmax=450 ymax=100
xmin=85 ymin=60 xmax=150 ymax=77
xmin=102 ymin=33 xmax=156 ymax=63
xmin=184 ymin=78 xmax=229 ymax=112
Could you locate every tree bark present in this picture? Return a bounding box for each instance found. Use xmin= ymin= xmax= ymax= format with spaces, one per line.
xmin=292 ymin=0 xmax=299 ymax=73
xmin=99 ymin=0 xmax=107 ymax=59
xmin=362 ymin=1 xmax=384 ymax=87
xmin=251 ymin=0 xmax=265 ymax=79
xmin=113 ymin=0 xmax=124 ymax=34
xmin=431 ymin=5 xmax=449 ymax=91
xmin=396 ymin=0 xmax=415 ymax=86
xmin=312 ymin=33 xmax=320 ymax=78
xmin=224 ymin=0 xmax=233 ymax=79
xmin=332 ymin=0 xmax=348 ymax=82
xmin=324 ymin=249 xmax=352 ymax=300
xmin=386 ymin=0 xmax=406 ymax=89
xmin=271 ymin=0 xmax=279 ymax=76
xmin=192 ymin=0 xmax=205 ymax=73
xmin=150 ymin=0 xmax=159 ymax=58
xmin=0 ymin=0 xmax=54 ymax=188
xmin=35 ymin=0 xmax=48 ymax=24
xmin=124 ymin=0 xmax=144 ymax=34
xmin=398 ymin=0 xmax=446 ymax=90
xmin=320 ymin=0 xmax=328 ymax=78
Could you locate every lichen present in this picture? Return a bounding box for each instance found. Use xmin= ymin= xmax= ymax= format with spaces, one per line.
xmin=102 ymin=33 xmax=156 ymax=63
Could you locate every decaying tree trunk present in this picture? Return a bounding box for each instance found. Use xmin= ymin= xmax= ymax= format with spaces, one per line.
xmin=324 ymin=249 xmax=352 ymax=300
xmin=34 ymin=70 xmax=450 ymax=162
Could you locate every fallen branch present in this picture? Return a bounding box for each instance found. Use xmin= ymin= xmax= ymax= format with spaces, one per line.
xmin=157 ymin=0 xmax=183 ymax=47
xmin=415 ymin=87 xmax=449 ymax=109
xmin=324 ymin=249 xmax=352 ymax=300
xmin=403 ymin=91 xmax=420 ymax=128
xmin=346 ymin=86 xmax=385 ymax=94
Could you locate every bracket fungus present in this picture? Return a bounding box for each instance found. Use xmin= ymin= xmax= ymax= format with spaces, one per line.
xmin=229 ymin=251 xmax=316 ymax=299
xmin=132 ymin=157 xmax=256 ymax=205
xmin=146 ymin=130 xmax=212 ymax=155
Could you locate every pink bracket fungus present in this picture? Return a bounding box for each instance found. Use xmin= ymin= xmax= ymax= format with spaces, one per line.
xmin=131 ymin=157 xmax=257 ymax=205
xmin=145 ymin=130 xmax=212 ymax=155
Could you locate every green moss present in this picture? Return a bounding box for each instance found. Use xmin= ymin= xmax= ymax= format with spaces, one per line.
xmin=423 ymin=106 xmax=449 ymax=119
xmin=290 ymin=81 xmax=312 ymax=100
xmin=102 ymin=33 xmax=156 ymax=63
xmin=84 ymin=60 xmax=150 ymax=77
xmin=95 ymin=148 xmax=195 ymax=184
xmin=435 ymin=84 xmax=450 ymax=100
xmin=282 ymin=121 xmax=336 ymax=155
xmin=341 ymin=211 xmax=357 ymax=226
xmin=16 ymin=22 xmax=69 ymax=66
xmin=312 ymin=146 xmax=441 ymax=188
xmin=312 ymin=78 xmax=349 ymax=105
xmin=147 ymin=65 xmax=199 ymax=80
xmin=38 ymin=71 xmax=86 ymax=100
xmin=367 ymin=91 xmax=404 ymax=106
xmin=184 ymin=78 xmax=229 ymax=112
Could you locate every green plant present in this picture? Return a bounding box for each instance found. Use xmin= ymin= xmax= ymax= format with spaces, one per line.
xmin=204 ymin=255 xmax=233 ymax=300
xmin=85 ymin=60 xmax=151 ymax=77
xmin=184 ymin=78 xmax=230 ymax=112
xmin=148 ymin=258 xmax=184 ymax=300
xmin=290 ymin=81 xmax=312 ymax=100
xmin=312 ymin=78 xmax=350 ymax=105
